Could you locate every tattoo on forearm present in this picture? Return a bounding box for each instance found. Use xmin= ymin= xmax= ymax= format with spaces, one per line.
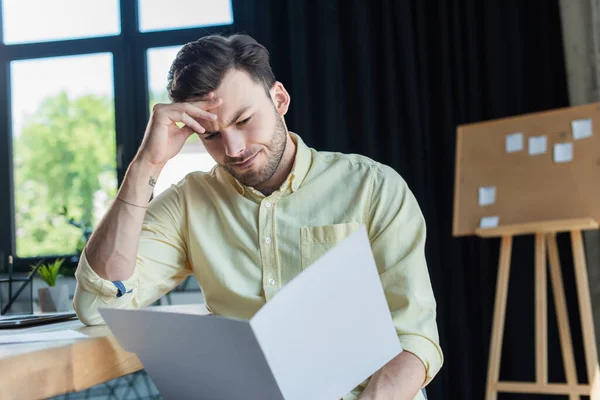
xmin=149 ymin=176 xmax=156 ymax=187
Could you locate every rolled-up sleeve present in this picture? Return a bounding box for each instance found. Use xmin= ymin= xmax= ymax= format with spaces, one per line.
xmin=73 ymin=185 xmax=193 ymax=326
xmin=367 ymin=164 xmax=444 ymax=386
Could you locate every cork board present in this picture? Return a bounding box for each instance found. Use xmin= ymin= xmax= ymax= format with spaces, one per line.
xmin=453 ymin=103 xmax=600 ymax=237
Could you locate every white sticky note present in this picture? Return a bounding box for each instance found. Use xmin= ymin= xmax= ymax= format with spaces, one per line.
xmin=554 ymin=143 xmax=574 ymax=163
xmin=506 ymin=133 xmax=524 ymax=153
xmin=478 ymin=186 xmax=496 ymax=206
xmin=572 ymin=118 xmax=593 ymax=140
xmin=480 ymin=216 xmax=499 ymax=228
xmin=528 ymin=135 xmax=547 ymax=155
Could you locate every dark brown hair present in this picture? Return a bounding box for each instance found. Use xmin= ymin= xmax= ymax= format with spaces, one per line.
xmin=167 ymin=34 xmax=276 ymax=102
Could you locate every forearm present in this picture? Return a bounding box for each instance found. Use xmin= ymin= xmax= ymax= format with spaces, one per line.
xmin=85 ymin=158 xmax=163 ymax=281
xmin=359 ymin=351 xmax=426 ymax=400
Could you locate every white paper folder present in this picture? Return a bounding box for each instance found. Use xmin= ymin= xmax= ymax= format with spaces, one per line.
xmin=100 ymin=226 xmax=402 ymax=400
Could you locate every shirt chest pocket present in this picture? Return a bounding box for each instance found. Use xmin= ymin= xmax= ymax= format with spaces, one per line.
xmin=300 ymin=222 xmax=363 ymax=269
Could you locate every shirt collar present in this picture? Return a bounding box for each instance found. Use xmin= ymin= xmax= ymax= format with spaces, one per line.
xmin=287 ymin=132 xmax=311 ymax=193
xmin=220 ymin=132 xmax=312 ymax=197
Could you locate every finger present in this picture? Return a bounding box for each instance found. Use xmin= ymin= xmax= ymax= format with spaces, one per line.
xmin=181 ymin=113 xmax=207 ymax=134
xmin=182 ymin=103 xmax=218 ymax=121
xmin=189 ymin=96 xmax=223 ymax=110
xmin=180 ymin=125 xmax=197 ymax=138
xmin=168 ymin=111 xmax=206 ymax=134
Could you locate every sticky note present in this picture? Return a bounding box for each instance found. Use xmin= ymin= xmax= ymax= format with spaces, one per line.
xmin=479 ymin=186 xmax=496 ymax=206
xmin=572 ymin=118 xmax=592 ymax=140
xmin=554 ymin=143 xmax=573 ymax=163
xmin=506 ymin=133 xmax=524 ymax=153
xmin=480 ymin=216 xmax=500 ymax=228
xmin=528 ymin=135 xmax=547 ymax=155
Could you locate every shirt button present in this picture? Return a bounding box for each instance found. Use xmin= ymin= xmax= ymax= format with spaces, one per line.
xmin=268 ymin=278 xmax=276 ymax=285
xmin=265 ymin=237 xmax=272 ymax=244
xmin=265 ymin=202 xmax=272 ymax=208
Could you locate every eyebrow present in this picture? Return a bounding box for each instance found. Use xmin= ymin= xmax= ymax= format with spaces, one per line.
xmin=203 ymin=106 xmax=252 ymax=135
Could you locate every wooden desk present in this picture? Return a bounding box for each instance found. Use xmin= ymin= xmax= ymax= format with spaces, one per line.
xmin=0 ymin=304 xmax=208 ymax=400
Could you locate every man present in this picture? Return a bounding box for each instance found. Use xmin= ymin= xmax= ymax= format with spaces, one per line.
xmin=74 ymin=33 xmax=443 ymax=400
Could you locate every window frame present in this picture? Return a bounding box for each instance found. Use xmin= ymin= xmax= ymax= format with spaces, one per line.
xmin=0 ymin=0 xmax=235 ymax=272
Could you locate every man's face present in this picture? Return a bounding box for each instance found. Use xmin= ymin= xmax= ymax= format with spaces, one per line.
xmin=191 ymin=69 xmax=288 ymax=188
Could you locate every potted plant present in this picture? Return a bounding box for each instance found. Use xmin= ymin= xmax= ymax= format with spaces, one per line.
xmin=34 ymin=258 xmax=71 ymax=312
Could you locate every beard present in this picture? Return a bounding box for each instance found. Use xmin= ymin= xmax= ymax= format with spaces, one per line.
xmin=222 ymin=110 xmax=287 ymax=188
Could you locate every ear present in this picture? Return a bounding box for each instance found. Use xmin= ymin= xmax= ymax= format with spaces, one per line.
xmin=270 ymin=81 xmax=290 ymax=116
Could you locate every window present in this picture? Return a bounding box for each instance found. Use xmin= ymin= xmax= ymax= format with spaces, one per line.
xmin=0 ymin=0 xmax=234 ymax=270
xmin=10 ymin=54 xmax=116 ymax=257
xmin=138 ymin=0 xmax=233 ymax=33
xmin=2 ymin=0 xmax=120 ymax=44
xmin=147 ymin=46 xmax=216 ymax=197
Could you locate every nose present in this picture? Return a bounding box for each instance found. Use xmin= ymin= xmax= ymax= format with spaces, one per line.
xmin=222 ymin=131 xmax=245 ymax=158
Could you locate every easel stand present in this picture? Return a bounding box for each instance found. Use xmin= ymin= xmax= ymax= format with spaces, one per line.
xmin=479 ymin=218 xmax=600 ymax=400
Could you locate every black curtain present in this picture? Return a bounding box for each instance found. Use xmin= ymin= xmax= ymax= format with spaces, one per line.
xmin=231 ymin=1 xmax=573 ymax=399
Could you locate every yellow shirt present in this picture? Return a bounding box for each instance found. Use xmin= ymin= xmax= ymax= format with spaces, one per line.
xmin=74 ymin=133 xmax=443 ymax=399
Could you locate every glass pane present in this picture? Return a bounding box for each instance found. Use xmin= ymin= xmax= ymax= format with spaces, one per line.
xmin=138 ymin=0 xmax=233 ymax=32
xmin=147 ymin=46 xmax=216 ymax=197
xmin=11 ymin=54 xmax=117 ymax=257
xmin=2 ymin=0 xmax=120 ymax=45
xmin=148 ymin=46 xmax=181 ymax=111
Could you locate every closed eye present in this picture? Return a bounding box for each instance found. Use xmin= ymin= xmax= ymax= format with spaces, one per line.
xmin=237 ymin=116 xmax=252 ymax=126
xmin=202 ymin=132 xmax=220 ymax=141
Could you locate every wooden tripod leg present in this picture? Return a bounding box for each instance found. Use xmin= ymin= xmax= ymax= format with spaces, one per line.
xmin=535 ymin=233 xmax=548 ymax=384
xmin=571 ymin=229 xmax=600 ymax=400
xmin=486 ymin=235 xmax=513 ymax=400
xmin=547 ymin=233 xmax=579 ymax=400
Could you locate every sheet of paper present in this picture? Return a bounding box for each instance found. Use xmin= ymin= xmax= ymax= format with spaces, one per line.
xmin=528 ymin=135 xmax=547 ymax=155
xmin=143 ymin=304 xmax=210 ymax=315
xmin=572 ymin=118 xmax=592 ymax=140
xmin=0 ymin=329 xmax=88 ymax=344
xmin=478 ymin=186 xmax=496 ymax=206
xmin=250 ymin=226 xmax=402 ymax=400
xmin=554 ymin=142 xmax=573 ymax=163
xmin=480 ymin=216 xmax=499 ymax=228
xmin=506 ymin=132 xmax=524 ymax=153
xmin=100 ymin=308 xmax=283 ymax=400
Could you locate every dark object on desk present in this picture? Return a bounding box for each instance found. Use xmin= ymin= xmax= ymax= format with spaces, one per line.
xmin=0 ymin=259 xmax=41 ymax=315
xmin=0 ymin=258 xmax=38 ymax=316
xmin=0 ymin=312 xmax=77 ymax=329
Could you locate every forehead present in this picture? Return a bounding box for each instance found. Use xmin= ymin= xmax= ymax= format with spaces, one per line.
xmin=219 ymin=69 xmax=263 ymax=95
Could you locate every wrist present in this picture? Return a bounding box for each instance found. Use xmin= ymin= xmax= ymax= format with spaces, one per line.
xmin=118 ymin=158 xmax=162 ymax=206
xmin=131 ymin=155 xmax=165 ymax=177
